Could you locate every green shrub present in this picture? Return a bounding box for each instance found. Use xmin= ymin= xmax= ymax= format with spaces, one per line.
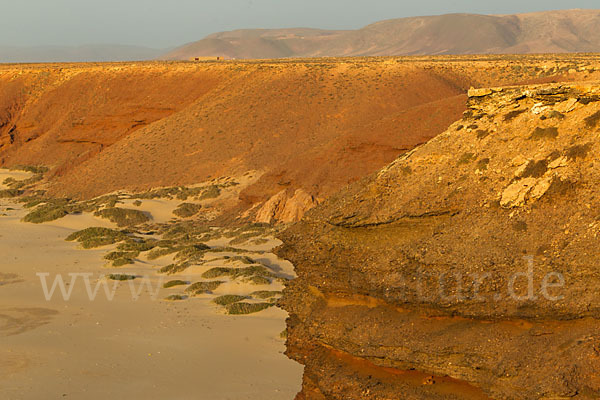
xmin=66 ymin=227 xmax=127 ymax=249
xmin=112 ymin=258 xmax=135 ymax=267
xmin=148 ymin=247 xmax=178 ymax=260
xmin=94 ymin=207 xmax=150 ymax=227
xmin=0 ymin=189 xmax=22 ymax=198
xmin=165 ymin=294 xmax=186 ymax=301
xmin=20 ymin=195 xmax=47 ymax=208
xmin=251 ymin=290 xmax=282 ymax=299
xmin=163 ymin=280 xmax=188 ymax=288
xmin=158 ymin=262 xmax=190 ymax=275
xmin=116 ymin=239 xmax=157 ymax=252
xmin=229 ymin=232 xmax=265 ymax=245
xmin=23 ymin=203 xmax=69 ymax=223
xmin=174 ymin=244 xmax=211 ymax=261
xmin=247 ymin=276 xmax=272 ymax=285
xmin=104 ymin=251 xmax=139 ymax=261
xmin=202 ymin=265 xmax=272 ymax=280
xmin=9 ymin=165 xmax=49 ymax=174
xmin=185 ymin=281 xmax=225 ymax=295
xmin=223 ymin=255 xmax=255 ymax=264
xmin=107 ymin=274 xmax=136 ymax=281
xmin=202 ymin=267 xmax=235 ymax=279
xmin=213 ymin=294 xmax=247 ymax=306
xmin=173 ymin=203 xmax=202 ymax=218
xmin=198 ymin=185 xmax=221 ymax=200
xmin=226 ymin=302 xmax=273 ymax=315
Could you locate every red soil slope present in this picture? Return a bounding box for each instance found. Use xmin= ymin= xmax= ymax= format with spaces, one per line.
xmin=1 ymin=56 xmax=597 ymax=215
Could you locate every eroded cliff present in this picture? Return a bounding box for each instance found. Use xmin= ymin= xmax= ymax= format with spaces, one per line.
xmin=1 ymin=56 xmax=598 ymax=223
xmin=278 ymin=82 xmax=600 ymax=399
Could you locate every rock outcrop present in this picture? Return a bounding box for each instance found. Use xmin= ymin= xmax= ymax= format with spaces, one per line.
xmin=277 ymin=82 xmax=600 ymax=399
xmin=255 ymin=189 xmax=319 ymax=224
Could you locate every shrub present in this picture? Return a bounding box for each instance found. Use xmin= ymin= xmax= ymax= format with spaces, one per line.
xmin=158 ymin=262 xmax=190 ymax=275
xmin=107 ymin=274 xmax=136 ymax=281
xmin=229 ymin=232 xmax=265 ymax=245
xmin=94 ymin=207 xmax=150 ymax=227
xmin=165 ymin=294 xmax=186 ymax=301
xmin=116 ymin=239 xmax=157 ymax=252
xmin=173 ymin=203 xmax=202 ymax=218
xmin=174 ymin=244 xmax=211 ymax=261
xmin=9 ymin=165 xmax=49 ymax=174
xmin=226 ymin=302 xmax=273 ymax=315
xmin=223 ymin=255 xmax=255 ymax=264
xmin=23 ymin=203 xmax=69 ymax=223
xmin=198 ymin=185 xmax=221 ymax=200
xmin=202 ymin=267 xmax=235 ymax=279
xmin=202 ymin=265 xmax=272 ymax=280
xmin=112 ymin=258 xmax=135 ymax=267
xmin=185 ymin=281 xmax=225 ymax=295
xmin=148 ymin=247 xmax=178 ymax=260
xmin=66 ymin=227 xmax=127 ymax=249
xmin=104 ymin=251 xmax=139 ymax=261
xmin=213 ymin=295 xmax=247 ymax=306
xmin=247 ymin=276 xmax=272 ymax=285
xmin=0 ymin=189 xmax=22 ymax=198
xmin=163 ymin=280 xmax=188 ymax=288
xmin=251 ymin=290 xmax=282 ymax=299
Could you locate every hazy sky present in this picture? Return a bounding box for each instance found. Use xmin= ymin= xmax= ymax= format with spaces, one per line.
xmin=3 ymin=0 xmax=599 ymax=49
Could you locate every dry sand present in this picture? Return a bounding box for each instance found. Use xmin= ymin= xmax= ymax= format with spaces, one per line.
xmin=0 ymin=177 xmax=302 ymax=399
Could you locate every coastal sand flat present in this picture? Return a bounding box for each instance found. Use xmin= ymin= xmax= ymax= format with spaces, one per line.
xmin=0 ymin=200 xmax=302 ymax=399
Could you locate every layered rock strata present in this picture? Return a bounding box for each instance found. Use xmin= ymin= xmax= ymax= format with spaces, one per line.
xmin=278 ymin=82 xmax=600 ymax=399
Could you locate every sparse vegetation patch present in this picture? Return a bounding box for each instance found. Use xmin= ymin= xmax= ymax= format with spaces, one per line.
xmin=94 ymin=207 xmax=150 ymax=227
xmin=173 ymin=202 xmax=202 ymax=218
xmin=185 ymin=281 xmax=225 ymax=295
xmin=213 ymin=295 xmax=247 ymax=306
xmin=107 ymin=274 xmax=136 ymax=281
xmin=66 ymin=227 xmax=128 ymax=249
xmin=226 ymin=302 xmax=273 ymax=315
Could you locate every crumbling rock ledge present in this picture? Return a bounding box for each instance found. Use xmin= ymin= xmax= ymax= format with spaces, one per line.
xmin=277 ymin=82 xmax=600 ymax=399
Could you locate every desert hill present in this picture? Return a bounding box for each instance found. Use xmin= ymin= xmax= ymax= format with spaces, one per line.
xmin=277 ymin=82 xmax=600 ymax=399
xmin=0 ymin=55 xmax=597 ymax=223
xmin=164 ymin=9 xmax=600 ymax=60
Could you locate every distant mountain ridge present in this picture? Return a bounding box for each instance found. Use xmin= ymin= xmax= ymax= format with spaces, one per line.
xmin=164 ymin=9 xmax=600 ymax=60
xmin=0 ymin=45 xmax=166 ymax=63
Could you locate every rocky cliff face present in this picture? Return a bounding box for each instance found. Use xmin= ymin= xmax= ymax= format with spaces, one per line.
xmin=277 ymin=82 xmax=600 ymax=399
xmin=1 ymin=57 xmax=597 ymax=223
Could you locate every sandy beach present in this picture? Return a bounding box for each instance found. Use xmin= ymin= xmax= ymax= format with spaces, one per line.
xmin=0 ymin=172 xmax=302 ymax=399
